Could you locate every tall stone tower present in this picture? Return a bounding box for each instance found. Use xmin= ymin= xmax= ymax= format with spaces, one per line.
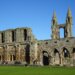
xmin=51 ymin=8 xmax=72 ymax=39
xmin=51 ymin=11 xmax=59 ymax=39
xmin=65 ymin=8 xmax=72 ymax=37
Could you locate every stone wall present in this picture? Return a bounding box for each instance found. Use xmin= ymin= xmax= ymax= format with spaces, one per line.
xmin=0 ymin=27 xmax=75 ymax=66
xmin=0 ymin=27 xmax=37 ymax=65
xmin=37 ymin=37 xmax=75 ymax=66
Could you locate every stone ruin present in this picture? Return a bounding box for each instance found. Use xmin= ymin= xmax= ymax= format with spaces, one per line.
xmin=0 ymin=8 xmax=75 ymax=66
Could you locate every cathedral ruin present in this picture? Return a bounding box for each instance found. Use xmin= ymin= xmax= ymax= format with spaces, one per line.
xmin=0 ymin=8 xmax=75 ymax=66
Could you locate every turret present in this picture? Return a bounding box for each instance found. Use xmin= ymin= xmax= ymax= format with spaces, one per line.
xmin=52 ymin=11 xmax=57 ymax=25
xmin=51 ymin=11 xmax=59 ymax=39
xmin=65 ymin=8 xmax=72 ymax=37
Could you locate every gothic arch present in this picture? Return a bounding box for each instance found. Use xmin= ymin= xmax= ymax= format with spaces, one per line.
xmin=63 ymin=47 xmax=70 ymax=58
xmin=54 ymin=48 xmax=60 ymax=65
xmin=24 ymin=29 xmax=27 ymax=41
xmin=61 ymin=47 xmax=70 ymax=65
xmin=42 ymin=51 xmax=49 ymax=65
xmin=59 ymin=27 xmax=65 ymax=38
xmin=10 ymin=54 xmax=16 ymax=61
xmin=9 ymin=46 xmax=16 ymax=61
xmin=25 ymin=44 xmax=30 ymax=64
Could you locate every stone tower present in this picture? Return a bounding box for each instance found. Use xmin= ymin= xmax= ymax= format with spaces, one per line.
xmin=65 ymin=8 xmax=72 ymax=37
xmin=51 ymin=11 xmax=59 ymax=39
xmin=51 ymin=8 xmax=72 ymax=39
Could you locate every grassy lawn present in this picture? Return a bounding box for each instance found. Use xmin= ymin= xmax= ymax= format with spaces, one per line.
xmin=0 ymin=66 xmax=75 ymax=75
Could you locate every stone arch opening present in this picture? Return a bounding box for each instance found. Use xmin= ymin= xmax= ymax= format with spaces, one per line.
xmin=1 ymin=32 xmax=5 ymax=43
xmin=12 ymin=30 xmax=16 ymax=42
xmin=10 ymin=54 xmax=16 ymax=61
xmin=42 ymin=51 xmax=49 ymax=65
xmin=24 ymin=29 xmax=27 ymax=41
xmin=54 ymin=49 xmax=60 ymax=65
xmin=59 ymin=28 xmax=65 ymax=38
xmin=62 ymin=47 xmax=70 ymax=65
xmin=63 ymin=47 xmax=70 ymax=58
xmin=73 ymin=48 xmax=75 ymax=53
xmin=25 ymin=44 xmax=30 ymax=64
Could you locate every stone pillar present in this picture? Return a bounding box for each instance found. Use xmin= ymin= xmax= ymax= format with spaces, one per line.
xmin=12 ymin=55 xmax=13 ymax=61
xmin=60 ymin=55 xmax=63 ymax=66
xmin=16 ymin=45 xmax=21 ymax=61
xmin=6 ymin=52 xmax=9 ymax=62
xmin=8 ymin=54 xmax=10 ymax=61
xmin=40 ymin=53 xmax=43 ymax=66
xmin=5 ymin=45 xmax=10 ymax=62
xmin=3 ymin=47 xmax=6 ymax=62
xmin=29 ymin=44 xmax=31 ymax=64
xmin=18 ymin=50 xmax=20 ymax=61
xmin=54 ymin=53 xmax=60 ymax=65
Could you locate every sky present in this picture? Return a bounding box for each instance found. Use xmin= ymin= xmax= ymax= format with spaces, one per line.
xmin=0 ymin=0 xmax=75 ymax=40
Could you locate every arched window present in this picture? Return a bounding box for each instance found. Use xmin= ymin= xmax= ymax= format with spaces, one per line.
xmin=63 ymin=48 xmax=70 ymax=57
xmin=59 ymin=28 xmax=65 ymax=38
xmin=54 ymin=49 xmax=59 ymax=55
xmin=42 ymin=51 xmax=49 ymax=65
xmin=12 ymin=31 xmax=16 ymax=42
xmin=24 ymin=29 xmax=27 ymax=41
xmin=10 ymin=55 xmax=16 ymax=61
xmin=54 ymin=49 xmax=60 ymax=64
xmin=1 ymin=32 xmax=5 ymax=43
xmin=25 ymin=44 xmax=30 ymax=64
xmin=73 ymin=48 xmax=75 ymax=53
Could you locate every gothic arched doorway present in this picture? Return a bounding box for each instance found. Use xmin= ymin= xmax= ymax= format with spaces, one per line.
xmin=54 ymin=49 xmax=60 ymax=65
xmin=43 ymin=51 xmax=49 ymax=65
xmin=63 ymin=47 xmax=70 ymax=65
xmin=25 ymin=44 xmax=30 ymax=64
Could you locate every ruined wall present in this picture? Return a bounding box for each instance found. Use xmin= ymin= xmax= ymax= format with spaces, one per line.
xmin=0 ymin=27 xmax=37 ymax=64
xmin=37 ymin=37 xmax=75 ymax=66
xmin=0 ymin=27 xmax=75 ymax=66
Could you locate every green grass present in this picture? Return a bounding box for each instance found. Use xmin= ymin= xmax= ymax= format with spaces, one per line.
xmin=0 ymin=66 xmax=75 ymax=75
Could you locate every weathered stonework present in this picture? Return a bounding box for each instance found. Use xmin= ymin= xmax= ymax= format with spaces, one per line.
xmin=0 ymin=8 xmax=75 ymax=66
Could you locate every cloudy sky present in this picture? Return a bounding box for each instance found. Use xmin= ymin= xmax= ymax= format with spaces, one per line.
xmin=0 ymin=0 xmax=75 ymax=40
